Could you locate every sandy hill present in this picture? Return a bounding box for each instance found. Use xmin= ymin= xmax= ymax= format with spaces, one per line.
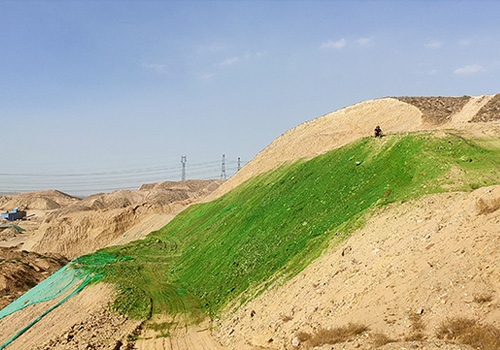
xmin=1 ymin=95 xmax=500 ymax=350
xmin=17 ymin=179 xmax=223 ymax=260
xmin=208 ymin=94 xmax=500 ymax=200
xmin=0 ymin=190 xmax=80 ymax=211
xmin=0 ymin=179 xmax=223 ymax=313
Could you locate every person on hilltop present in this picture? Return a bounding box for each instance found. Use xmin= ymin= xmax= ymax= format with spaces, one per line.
xmin=374 ymin=125 xmax=383 ymax=138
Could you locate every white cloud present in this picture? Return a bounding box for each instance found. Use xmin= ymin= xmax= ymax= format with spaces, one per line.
xmin=142 ymin=63 xmax=167 ymax=73
xmin=355 ymin=37 xmax=373 ymax=47
xmin=425 ymin=40 xmax=442 ymax=49
xmin=220 ymin=52 xmax=263 ymax=66
xmin=321 ymin=38 xmax=347 ymax=49
xmin=221 ymin=56 xmax=240 ymax=66
xmin=454 ymin=64 xmax=482 ymax=76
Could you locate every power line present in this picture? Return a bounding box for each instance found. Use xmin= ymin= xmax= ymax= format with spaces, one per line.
xmin=0 ymin=157 xmax=247 ymax=196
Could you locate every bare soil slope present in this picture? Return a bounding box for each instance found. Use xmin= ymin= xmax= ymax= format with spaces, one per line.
xmin=207 ymin=94 xmax=500 ymax=200
xmin=2 ymin=95 xmax=500 ymax=350
xmin=21 ymin=179 xmax=223 ymax=259
xmin=214 ymin=186 xmax=500 ymax=349
xmin=0 ymin=248 xmax=68 ymax=309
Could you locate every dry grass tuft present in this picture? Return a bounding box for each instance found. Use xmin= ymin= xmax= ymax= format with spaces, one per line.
xmin=476 ymin=197 xmax=500 ymax=215
xmin=405 ymin=311 xmax=426 ymax=341
xmin=436 ymin=317 xmax=500 ymax=350
xmin=473 ymin=293 xmax=493 ymax=304
xmin=371 ymin=332 xmax=396 ymax=347
xmin=295 ymin=331 xmax=311 ymax=342
xmin=301 ymin=323 xmax=369 ymax=347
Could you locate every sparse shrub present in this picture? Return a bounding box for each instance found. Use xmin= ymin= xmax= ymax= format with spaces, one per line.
xmin=371 ymin=332 xmax=395 ymax=347
xmin=405 ymin=332 xmax=425 ymax=341
xmin=303 ymin=323 xmax=369 ymax=347
xmin=295 ymin=331 xmax=311 ymax=342
xmin=405 ymin=311 xmax=426 ymax=341
xmin=436 ymin=317 xmax=500 ymax=350
xmin=408 ymin=311 xmax=425 ymax=332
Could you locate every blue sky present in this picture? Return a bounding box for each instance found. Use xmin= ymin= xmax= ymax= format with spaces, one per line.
xmin=1 ymin=0 xmax=499 ymax=196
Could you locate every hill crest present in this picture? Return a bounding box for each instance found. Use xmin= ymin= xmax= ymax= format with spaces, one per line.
xmin=209 ymin=94 xmax=500 ymax=200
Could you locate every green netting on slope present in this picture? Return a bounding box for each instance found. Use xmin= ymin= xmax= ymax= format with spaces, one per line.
xmin=0 ymin=255 xmax=114 ymax=349
xmin=0 ymin=273 xmax=97 ymax=350
xmin=0 ymin=263 xmax=87 ymax=320
xmin=0 ymin=224 xmax=25 ymax=233
xmin=0 ymin=251 xmax=120 ymax=322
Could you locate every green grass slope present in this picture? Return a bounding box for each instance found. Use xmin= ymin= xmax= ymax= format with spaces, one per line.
xmin=76 ymin=132 xmax=500 ymax=323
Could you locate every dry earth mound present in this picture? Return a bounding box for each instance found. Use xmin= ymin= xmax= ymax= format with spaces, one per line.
xmin=0 ymin=227 xmax=21 ymax=242
xmin=207 ymin=98 xmax=424 ymax=200
xmin=0 ymin=190 xmax=80 ymax=211
xmin=3 ymin=95 xmax=500 ymax=350
xmin=4 ymin=187 xmax=499 ymax=350
xmin=395 ymin=96 xmax=471 ymax=125
xmin=23 ymin=179 xmax=223 ymax=259
xmin=471 ymin=93 xmax=500 ymax=122
xmin=0 ymin=247 xmax=68 ymax=309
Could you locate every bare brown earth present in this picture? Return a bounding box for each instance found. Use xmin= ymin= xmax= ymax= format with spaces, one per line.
xmin=2 ymin=95 xmax=500 ymax=350
xmin=0 ymin=248 xmax=68 ymax=309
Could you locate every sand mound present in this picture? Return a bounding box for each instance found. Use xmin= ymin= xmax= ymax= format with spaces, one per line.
xmin=0 ymin=247 xmax=68 ymax=309
xmin=22 ymin=179 xmax=223 ymax=259
xmin=0 ymin=227 xmax=19 ymax=241
xmin=395 ymin=96 xmax=471 ymax=125
xmin=0 ymin=190 xmax=79 ymax=211
xmin=472 ymin=93 xmax=500 ymax=122
xmin=208 ymin=95 xmax=500 ymax=201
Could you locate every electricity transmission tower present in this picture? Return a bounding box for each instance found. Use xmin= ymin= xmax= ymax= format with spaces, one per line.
xmin=220 ymin=154 xmax=226 ymax=180
xmin=181 ymin=155 xmax=187 ymax=181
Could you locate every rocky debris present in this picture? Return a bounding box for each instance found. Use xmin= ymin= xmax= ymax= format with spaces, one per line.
xmin=396 ymin=96 xmax=471 ymax=125
xmin=0 ymin=247 xmax=68 ymax=309
xmin=33 ymin=306 xmax=142 ymax=350
xmin=471 ymin=93 xmax=500 ymax=122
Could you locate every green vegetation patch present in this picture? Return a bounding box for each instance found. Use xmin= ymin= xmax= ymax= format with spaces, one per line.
xmin=77 ymin=132 xmax=500 ymax=321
